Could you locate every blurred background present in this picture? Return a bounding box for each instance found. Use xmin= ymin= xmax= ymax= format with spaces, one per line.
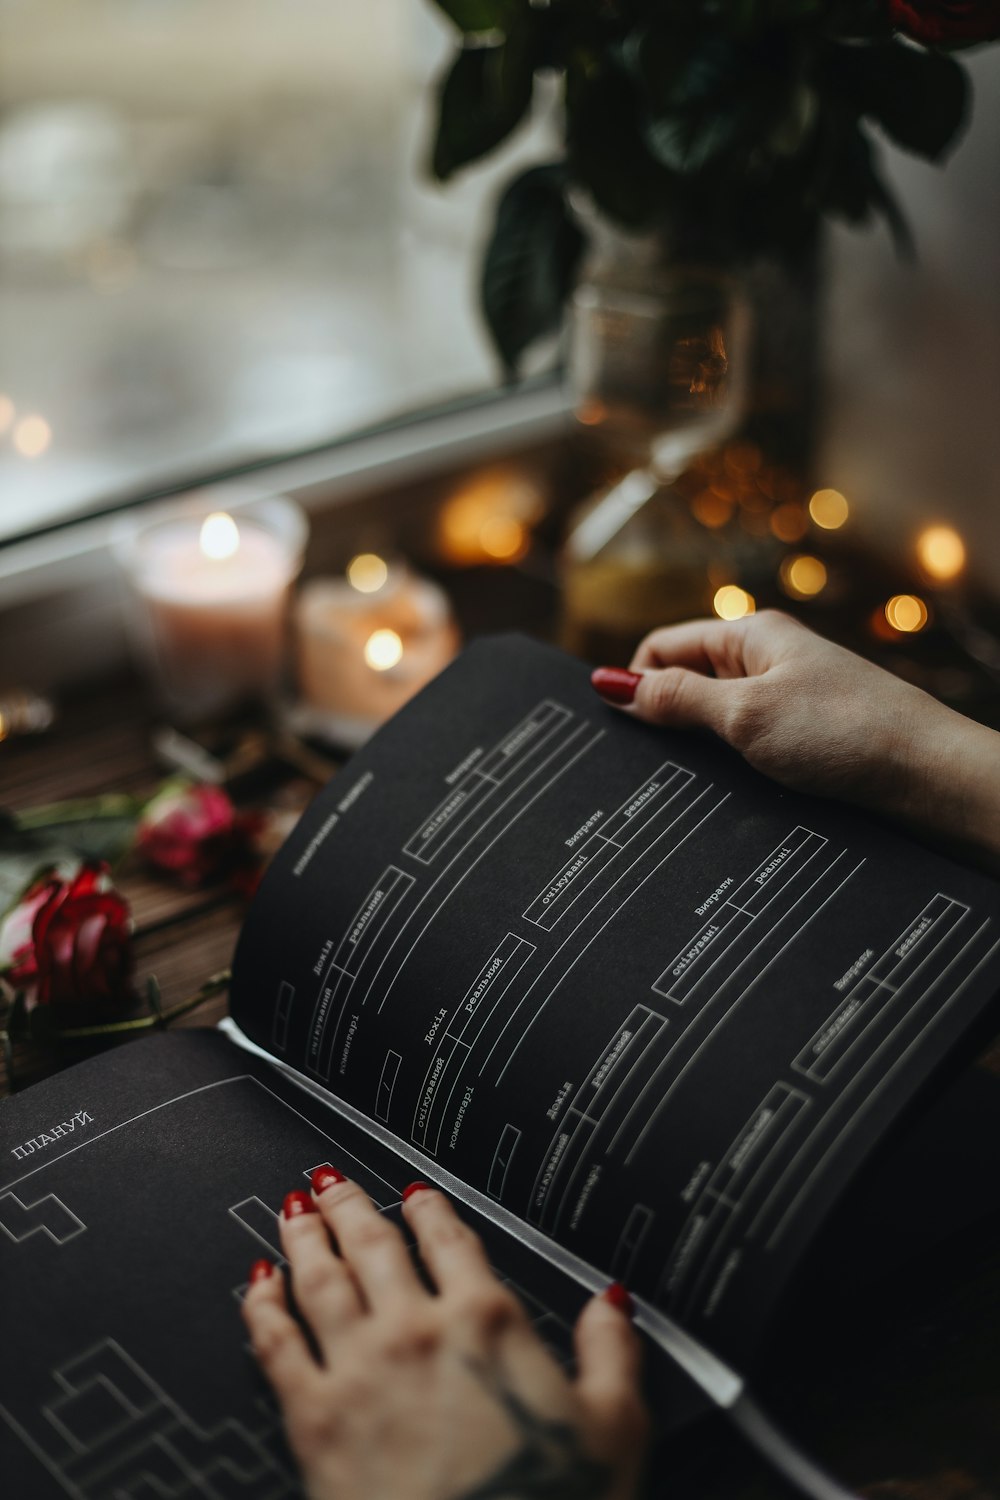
xmin=1 ymin=0 xmax=999 ymax=717
xmin=0 ymin=0 xmax=553 ymax=538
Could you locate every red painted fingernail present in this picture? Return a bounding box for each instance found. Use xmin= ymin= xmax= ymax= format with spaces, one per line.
xmin=283 ymin=1190 xmax=317 ymax=1219
xmin=311 ymin=1166 xmax=347 ymax=1194
xmin=591 ymin=667 xmax=642 ymax=706
xmin=402 ymin=1181 xmax=432 ymax=1202
xmin=249 ymin=1260 xmax=273 ymax=1284
xmin=604 ymin=1282 xmax=635 ymax=1318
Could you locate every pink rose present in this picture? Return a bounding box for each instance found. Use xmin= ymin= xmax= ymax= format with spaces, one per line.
xmin=136 ymin=781 xmax=264 ymax=889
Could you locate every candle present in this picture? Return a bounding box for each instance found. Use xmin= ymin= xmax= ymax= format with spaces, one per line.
xmin=118 ymin=494 xmax=307 ymax=719
xmin=292 ymin=557 xmax=459 ymax=746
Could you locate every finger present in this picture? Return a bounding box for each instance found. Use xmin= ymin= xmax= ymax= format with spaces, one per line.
xmin=573 ymin=1287 xmax=648 ymax=1462
xmin=402 ymin=1185 xmax=505 ymax=1299
xmin=311 ymin=1173 xmax=426 ymax=1311
xmin=279 ymin=1189 xmax=364 ymax=1355
xmin=242 ymin=1260 xmax=323 ymax=1406
xmin=629 ymin=619 xmax=747 ymax=678
xmin=629 ymin=664 xmax=740 ymax=736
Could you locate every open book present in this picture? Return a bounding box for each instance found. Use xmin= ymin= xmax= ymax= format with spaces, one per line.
xmin=2 ymin=634 xmax=999 ymax=1500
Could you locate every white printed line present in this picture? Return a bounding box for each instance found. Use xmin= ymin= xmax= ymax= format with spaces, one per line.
xmin=371 ymin=724 xmax=604 ymax=1015
xmin=0 ymin=1402 xmax=87 ymax=1499
xmin=1 ymin=1074 xmax=398 ymax=1200
xmin=620 ymin=855 xmax=862 ymax=1164
xmin=658 ymin=834 xmax=828 ymax=1005
xmin=488 ymin=788 xmax=728 ymax=1083
xmin=761 ymin=922 xmax=998 ymax=1250
xmin=794 ymin=897 xmax=970 ymax=1085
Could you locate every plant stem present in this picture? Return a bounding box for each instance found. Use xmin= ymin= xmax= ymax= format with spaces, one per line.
xmin=50 ymin=971 xmax=231 ymax=1039
xmin=16 ymin=794 xmax=144 ymax=830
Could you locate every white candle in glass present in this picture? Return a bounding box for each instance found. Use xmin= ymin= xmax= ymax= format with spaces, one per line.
xmin=293 ymin=555 xmax=458 ymax=745
xmin=120 ymin=497 xmax=306 ymax=719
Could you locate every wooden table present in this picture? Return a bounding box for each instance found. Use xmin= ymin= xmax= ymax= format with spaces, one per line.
xmin=2 ymin=663 xmax=999 ymax=1500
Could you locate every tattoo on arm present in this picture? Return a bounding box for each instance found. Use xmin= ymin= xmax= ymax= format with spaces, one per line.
xmin=453 ymin=1360 xmax=612 ymax=1500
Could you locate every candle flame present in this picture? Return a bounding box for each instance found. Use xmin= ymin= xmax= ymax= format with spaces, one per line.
xmin=364 ymin=628 xmax=403 ymax=672
xmin=200 ymin=512 xmax=240 ymax=560
xmin=347 ymin=553 xmax=389 ymax=593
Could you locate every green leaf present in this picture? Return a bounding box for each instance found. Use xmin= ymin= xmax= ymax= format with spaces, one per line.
xmin=430 ymin=24 xmax=537 ymax=179
xmin=0 ymin=813 xmax=136 ymax=921
xmin=828 ymin=39 xmax=969 ymax=160
xmin=634 ymin=26 xmax=804 ymax=176
xmin=480 ymin=165 xmax=585 ymax=376
xmin=565 ymin=56 xmax=673 ymax=228
xmin=428 ymin=0 xmax=510 ymax=32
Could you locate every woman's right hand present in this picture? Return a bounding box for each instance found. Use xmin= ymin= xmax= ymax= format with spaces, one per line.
xmin=592 ymin=611 xmax=1000 ymax=864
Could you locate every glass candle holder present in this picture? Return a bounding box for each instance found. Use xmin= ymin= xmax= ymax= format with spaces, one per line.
xmin=116 ymin=489 xmax=308 ymax=721
xmin=291 ymin=557 xmax=459 ymax=748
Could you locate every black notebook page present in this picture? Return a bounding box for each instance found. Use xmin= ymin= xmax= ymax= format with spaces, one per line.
xmin=0 ymin=1030 xmax=628 ymax=1500
xmin=230 ymin=634 xmax=1000 ymax=1361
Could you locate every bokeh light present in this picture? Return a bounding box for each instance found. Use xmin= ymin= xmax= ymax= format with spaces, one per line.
xmin=808 ymin=489 xmax=849 ymax=530
xmin=479 ymin=515 xmax=528 ymax=561
xmin=347 ymin=553 xmax=389 ymax=593
xmin=884 ymin=594 xmax=929 ymax=633
xmin=438 ymin=470 xmax=542 ymax=566
xmin=13 ymin=414 xmax=51 ymax=458
xmin=364 ymin=628 xmax=404 ymax=671
xmin=691 ymin=491 xmax=732 ymax=529
xmin=770 ymin=503 xmax=808 ymax=543
xmin=0 ymin=395 xmax=14 ymax=434
xmin=713 ymin=585 xmax=755 ymax=620
xmin=576 ymin=399 xmax=607 ymax=427
xmin=779 ymin=554 xmax=827 ymax=599
xmin=915 ymin=525 xmax=965 ymax=582
xmin=199 ymin=512 xmax=240 ymax=560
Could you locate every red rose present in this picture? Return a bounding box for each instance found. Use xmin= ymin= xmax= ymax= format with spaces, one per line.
xmin=0 ymin=863 xmax=135 ymax=1014
xmin=136 ymin=781 xmax=264 ymax=889
xmin=888 ymin=0 xmax=1000 ymax=44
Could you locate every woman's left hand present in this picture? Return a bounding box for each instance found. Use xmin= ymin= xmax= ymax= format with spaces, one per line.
xmin=242 ymin=1172 xmax=648 ymax=1500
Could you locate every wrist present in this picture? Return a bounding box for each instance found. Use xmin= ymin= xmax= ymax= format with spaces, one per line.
xmin=897 ymin=706 xmax=1000 ymax=867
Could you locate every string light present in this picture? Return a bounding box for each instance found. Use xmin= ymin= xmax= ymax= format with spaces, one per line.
xmin=915 ymin=525 xmax=965 ymax=582
xmin=808 ymin=489 xmax=849 ymax=530
xmin=780 ymin=554 xmax=827 ymax=599
xmin=691 ymin=491 xmax=732 ymax=529
xmin=713 ymin=585 xmax=755 ymax=620
xmin=365 ymin=628 xmax=403 ymax=671
xmin=347 ymin=553 xmax=389 ymax=593
xmin=199 ymin=513 xmax=240 ymax=560
xmin=770 ymin=504 xmax=807 ymax=543
xmin=884 ymin=594 xmax=929 ymax=633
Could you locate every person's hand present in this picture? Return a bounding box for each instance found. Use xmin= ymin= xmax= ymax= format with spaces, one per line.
xmin=242 ymin=1172 xmax=648 ymax=1500
xmin=591 ymin=611 xmax=1000 ymax=863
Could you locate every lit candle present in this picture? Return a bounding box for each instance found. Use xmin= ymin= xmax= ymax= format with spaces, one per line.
xmin=118 ymin=495 xmax=307 ymax=719
xmin=292 ymin=557 xmax=458 ymax=746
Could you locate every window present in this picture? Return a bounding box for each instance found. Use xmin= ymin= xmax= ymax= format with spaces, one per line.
xmin=0 ymin=0 xmax=555 ymax=543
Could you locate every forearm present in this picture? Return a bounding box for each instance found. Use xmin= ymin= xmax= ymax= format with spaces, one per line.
xmin=900 ymin=709 xmax=1000 ymax=873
